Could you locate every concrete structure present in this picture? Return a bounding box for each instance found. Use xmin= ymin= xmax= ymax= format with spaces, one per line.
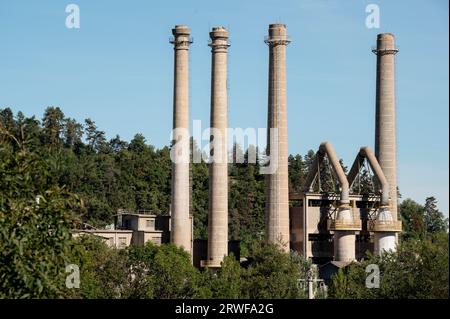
xmin=170 ymin=25 xmax=193 ymax=255
xmin=300 ymin=142 xmax=361 ymax=262
xmin=73 ymin=229 xmax=134 ymax=248
xmin=290 ymin=143 xmax=402 ymax=263
xmin=72 ymin=210 xmax=174 ymax=248
xmin=193 ymin=240 xmax=240 ymax=269
xmin=290 ymin=192 xmax=375 ymax=264
xmin=265 ymin=24 xmax=290 ymax=251
xmin=373 ymin=33 xmax=399 ymax=221
xmin=203 ymin=27 xmax=230 ymax=268
xmin=119 ymin=211 xmax=169 ymax=245
xmin=348 ymin=147 xmax=401 ymax=255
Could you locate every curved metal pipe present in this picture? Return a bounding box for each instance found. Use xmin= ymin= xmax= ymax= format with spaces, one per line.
xmin=359 ymin=146 xmax=390 ymax=206
xmin=318 ymin=142 xmax=349 ymax=205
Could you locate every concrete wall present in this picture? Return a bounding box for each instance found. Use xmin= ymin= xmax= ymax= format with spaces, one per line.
xmin=133 ymin=231 xmax=163 ymax=246
xmin=289 ymin=206 xmax=303 ymax=254
xmin=73 ymin=231 xmax=133 ymax=249
xmin=290 ymin=194 xmax=379 ymax=264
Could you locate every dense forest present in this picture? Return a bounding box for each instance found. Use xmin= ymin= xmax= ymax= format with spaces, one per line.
xmin=0 ymin=106 xmax=319 ymax=251
xmin=0 ymin=106 xmax=448 ymax=299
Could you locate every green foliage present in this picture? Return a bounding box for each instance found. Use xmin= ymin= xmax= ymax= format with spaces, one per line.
xmin=400 ymin=197 xmax=448 ymax=240
xmin=67 ymin=240 xmax=201 ymax=299
xmin=0 ymin=124 xmax=82 ymax=298
xmin=203 ymin=255 xmax=242 ymax=299
xmin=241 ymin=243 xmax=309 ymax=299
xmin=132 ymin=243 xmax=200 ymax=299
xmin=328 ymin=234 xmax=449 ymax=299
xmin=2 ymin=107 xmax=448 ymax=300
xmin=0 ymin=107 xmax=352 ymax=246
xmin=66 ymin=240 xmax=312 ymax=299
xmin=327 ymin=269 xmax=349 ymax=299
xmin=399 ymin=198 xmax=426 ymax=239
xmin=229 ymin=145 xmax=265 ymax=253
xmin=67 ymin=236 xmax=131 ymax=298
xmin=199 ymin=243 xmax=309 ymax=299
xmin=424 ymin=197 xmax=448 ymax=233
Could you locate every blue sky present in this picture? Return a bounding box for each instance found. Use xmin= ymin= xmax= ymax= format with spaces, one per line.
xmin=0 ymin=0 xmax=448 ymax=215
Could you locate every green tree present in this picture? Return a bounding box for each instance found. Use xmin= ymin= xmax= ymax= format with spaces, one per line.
xmin=399 ymin=198 xmax=426 ymax=239
xmin=126 ymin=243 xmax=200 ymax=299
xmin=64 ymin=118 xmax=84 ymax=148
xmin=0 ymin=128 xmax=82 ymax=298
xmin=288 ymin=154 xmax=306 ymax=193
xmin=42 ymin=106 xmax=65 ymax=148
xmin=328 ymin=235 xmax=449 ymax=299
xmin=424 ymin=197 xmax=448 ymax=233
xmin=205 ymin=255 xmax=242 ymax=299
xmin=67 ymin=236 xmax=132 ymax=299
xmin=241 ymin=243 xmax=309 ymax=299
xmin=84 ymin=118 xmax=107 ymax=152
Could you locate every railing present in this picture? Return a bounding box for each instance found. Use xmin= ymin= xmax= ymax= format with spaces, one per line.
xmin=169 ymin=36 xmax=193 ymax=44
xmin=327 ymin=219 xmax=362 ymax=231
xmin=117 ymin=209 xmax=155 ymax=215
xmin=371 ymin=45 xmax=399 ymax=55
xmin=264 ymin=35 xmax=291 ymax=45
xmin=367 ymin=220 xmax=402 ymax=232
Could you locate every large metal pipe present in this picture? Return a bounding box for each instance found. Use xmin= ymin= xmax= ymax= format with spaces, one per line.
xmin=318 ymin=142 xmax=349 ymax=205
xmin=348 ymin=146 xmax=389 ymax=206
xmin=348 ymin=146 xmax=399 ymax=255
xmin=302 ymin=142 xmax=357 ymax=262
xmin=318 ymin=143 xmax=355 ymax=262
xmin=303 ymin=142 xmax=349 ymax=204
xmin=367 ymin=146 xmax=398 ymax=254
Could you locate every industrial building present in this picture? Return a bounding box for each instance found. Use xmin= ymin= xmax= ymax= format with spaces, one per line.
xmin=74 ymin=26 xmax=402 ymax=269
xmin=72 ymin=210 xmax=173 ymax=249
xmin=168 ymin=25 xmax=402 ymax=266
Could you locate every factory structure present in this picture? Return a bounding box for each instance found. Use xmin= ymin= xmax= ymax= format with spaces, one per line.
xmin=74 ymin=25 xmax=402 ymax=269
xmin=168 ymin=25 xmax=402 ymax=268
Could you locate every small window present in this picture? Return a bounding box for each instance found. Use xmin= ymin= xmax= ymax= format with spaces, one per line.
xmin=118 ymin=237 xmax=127 ymax=247
xmin=146 ymin=219 xmax=155 ymax=229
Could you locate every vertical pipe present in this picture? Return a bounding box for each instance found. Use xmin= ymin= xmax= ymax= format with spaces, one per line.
xmin=170 ymin=25 xmax=192 ymax=255
xmin=265 ymin=24 xmax=291 ymax=251
xmin=373 ymin=33 xmax=399 ymax=220
xmin=206 ymin=27 xmax=230 ymax=267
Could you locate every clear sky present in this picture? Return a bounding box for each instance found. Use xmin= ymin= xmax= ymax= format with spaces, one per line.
xmin=0 ymin=0 xmax=448 ymax=215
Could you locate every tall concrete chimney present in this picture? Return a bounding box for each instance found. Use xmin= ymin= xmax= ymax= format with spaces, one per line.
xmin=203 ymin=27 xmax=230 ymax=268
xmin=265 ymin=24 xmax=290 ymax=251
xmin=170 ymin=25 xmax=192 ymax=255
xmin=373 ymin=33 xmax=399 ymax=221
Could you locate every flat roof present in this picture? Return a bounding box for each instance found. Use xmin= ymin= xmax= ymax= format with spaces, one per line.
xmin=72 ymin=229 xmax=133 ymax=234
xmin=120 ymin=213 xmax=159 ymax=218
